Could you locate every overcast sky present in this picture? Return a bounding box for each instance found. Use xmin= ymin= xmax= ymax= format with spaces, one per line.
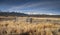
xmin=0 ymin=0 xmax=60 ymax=15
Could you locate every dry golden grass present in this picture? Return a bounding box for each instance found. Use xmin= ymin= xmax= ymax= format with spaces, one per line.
xmin=0 ymin=17 xmax=60 ymax=35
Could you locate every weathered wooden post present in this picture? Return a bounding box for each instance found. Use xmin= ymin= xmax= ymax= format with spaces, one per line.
xmin=26 ymin=18 xmax=32 ymax=23
xmin=30 ymin=18 xmax=32 ymax=23
xmin=14 ymin=16 xmax=18 ymax=24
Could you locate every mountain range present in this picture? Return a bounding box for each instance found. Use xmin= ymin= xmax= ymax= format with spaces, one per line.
xmin=0 ymin=12 xmax=60 ymax=18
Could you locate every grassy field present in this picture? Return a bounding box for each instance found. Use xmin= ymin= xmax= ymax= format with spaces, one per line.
xmin=0 ymin=16 xmax=60 ymax=35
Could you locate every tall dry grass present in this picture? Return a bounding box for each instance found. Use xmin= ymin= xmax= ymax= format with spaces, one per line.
xmin=0 ymin=20 xmax=60 ymax=35
xmin=0 ymin=17 xmax=60 ymax=35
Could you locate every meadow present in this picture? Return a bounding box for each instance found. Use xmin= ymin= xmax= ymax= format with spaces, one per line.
xmin=0 ymin=16 xmax=60 ymax=35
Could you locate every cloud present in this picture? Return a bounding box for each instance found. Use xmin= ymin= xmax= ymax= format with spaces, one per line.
xmin=8 ymin=1 xmax=60 ymax=11
xmin=25 ymin=12 xmax=56 ymax=15
xmin=0 ymin=0 xmax=60 ymax=15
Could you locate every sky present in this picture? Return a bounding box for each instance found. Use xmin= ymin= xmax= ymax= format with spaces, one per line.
xmin=0 ymin=0 xmax=60 ymax=15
